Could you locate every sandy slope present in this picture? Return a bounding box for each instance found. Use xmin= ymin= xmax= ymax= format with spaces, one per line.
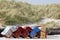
xmin=0 ymin=35 xmax=60 ymax=40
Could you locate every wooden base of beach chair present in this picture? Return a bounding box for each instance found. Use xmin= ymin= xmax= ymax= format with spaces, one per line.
xmin=40 ymin=26 xmax=47 ymax=38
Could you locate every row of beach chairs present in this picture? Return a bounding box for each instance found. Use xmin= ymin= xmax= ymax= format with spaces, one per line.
xmin=0 ymin=25 xmax=48 ymax=38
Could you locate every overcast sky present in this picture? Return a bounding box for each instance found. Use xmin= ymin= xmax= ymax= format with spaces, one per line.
xmin=15 ymin=0 xmax=60 ymax=4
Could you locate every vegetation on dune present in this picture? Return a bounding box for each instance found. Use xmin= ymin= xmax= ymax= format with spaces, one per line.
xmin=0 ymin=0 xmax=60 ymax=26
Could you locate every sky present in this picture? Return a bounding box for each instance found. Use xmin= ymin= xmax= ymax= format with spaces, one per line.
xmin=15 ymin=0 xmax=60 ymax=4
